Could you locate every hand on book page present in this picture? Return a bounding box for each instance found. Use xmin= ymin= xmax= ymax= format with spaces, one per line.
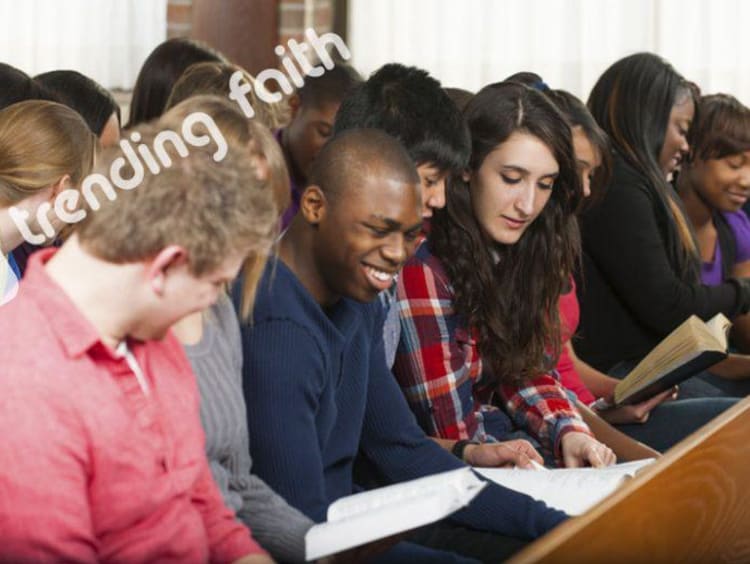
xmin=305 ymin=468 xmax=486 ymax=561
xmin=464 ymin=439 xmax=543 ymax=469
xmin=475 ymin=458 xmax=655 ymax=515
xmin=560 ymin=432 xmax=616 ymax=468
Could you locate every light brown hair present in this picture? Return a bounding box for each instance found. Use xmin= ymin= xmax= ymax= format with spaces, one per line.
xmin=166 ymin=61 xmax=288 ymax=129
xmin=0 ymin=100 xmax=97 ymax=207
xmin=75 ymin=107 xmax=278 ymax=310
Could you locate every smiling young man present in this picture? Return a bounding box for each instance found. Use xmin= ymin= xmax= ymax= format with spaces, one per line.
xmin=238 ymin=128 xmax=567 ymax=562
xmin=332 ymin=63 xmax=471 ymax=369
xmin=0 ymin=119 xmax=277 ymax=563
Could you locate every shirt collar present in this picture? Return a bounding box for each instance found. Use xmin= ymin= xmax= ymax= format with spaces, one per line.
xmin=22 ymin=248 xmax=103 ymax=358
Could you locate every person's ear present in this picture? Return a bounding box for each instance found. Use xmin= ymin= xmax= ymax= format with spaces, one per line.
xmin=287 ymin=93 xmax=302 ymax=120
xmin=49 ymin=175 xmax=72 ymax=199
xmin=146 ymin=245 xmax=189 ymax=296
xmin=299 ymin=185 xmax=327 ymax=226
xmin=462 ymin=169 xmax=471 ymax=183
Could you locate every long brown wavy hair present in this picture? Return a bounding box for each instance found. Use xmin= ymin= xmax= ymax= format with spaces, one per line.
xmin=430 ymin=82 xmax=582 ymax=386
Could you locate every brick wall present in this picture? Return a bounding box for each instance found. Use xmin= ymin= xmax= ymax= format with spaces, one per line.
xmin=167 ymin=0 xmax=193 ymax=39
xmin=279 ymin=0 xmax=334 ymax=44
xmin=167 ymin=0 xmax=335 ymax=44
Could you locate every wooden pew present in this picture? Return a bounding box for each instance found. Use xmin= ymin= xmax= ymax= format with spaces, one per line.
xmin=509 ymin=397 xmax=750 ymax=563
xmin=576 ymin=400 xmax=660 ymax=461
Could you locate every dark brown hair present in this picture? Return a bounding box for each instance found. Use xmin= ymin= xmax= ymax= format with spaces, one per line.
xmin=127 ymin=38 xmax=226 ymax=127
xmin=689 ymin=93 xmax=750 ymax=162
xmin=545 ymin=88 xmax=611 ymax=210
xmin=431 ymin=82 xmax=582 ymax=386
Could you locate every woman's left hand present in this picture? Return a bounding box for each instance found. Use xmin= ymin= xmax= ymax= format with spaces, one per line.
xmin=560 ymin=432 xmax=617 ymax=468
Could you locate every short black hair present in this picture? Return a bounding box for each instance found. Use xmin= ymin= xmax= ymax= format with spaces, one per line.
xmin=35 ymin=70 xmax=121 ymax=136
xmin=334 ymin=63 xmax=470 ymax=174
xmin=297 ymin=63 xmax=362 ymax=109
xmin=443 ymin=87 xmax=474 ymax=112
xmin=0 ymin=63 xmax=52 ymax=110
xmin=310 ymin=128 xmax=419 ymax=205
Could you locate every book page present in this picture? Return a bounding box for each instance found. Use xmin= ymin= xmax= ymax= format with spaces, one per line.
xmin=615 ymin=313 xmax=732 ymax=405
xmin=706 ymin=313 xmax=731 ymax=347
xmin=326 ymin=467 xmax=484 ymax=522
xmin=305 ymin=468 xmax=486 ymax=561
xmin=475 ymin=458 xmax=655 ymax=516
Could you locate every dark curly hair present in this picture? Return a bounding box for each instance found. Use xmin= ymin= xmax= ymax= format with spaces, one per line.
xmin=430 ymin=82 xmax=582 ymax=386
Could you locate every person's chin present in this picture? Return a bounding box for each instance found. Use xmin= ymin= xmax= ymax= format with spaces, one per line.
xmin=493 ymin=230 xmax=523 ymax=246
xmin=723 ymin=194 xmax=748 ymax=210
xmin=346 ymin=283 xmax=380 ymax=304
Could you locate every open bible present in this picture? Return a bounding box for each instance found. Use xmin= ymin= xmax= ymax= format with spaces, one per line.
xmin=613 ymin=313 xmax=731 ymax=406
xmin=475 ymin=458 xmax=655 ymax=515
xmin=304 ymin=467 xmax=486 ymax=561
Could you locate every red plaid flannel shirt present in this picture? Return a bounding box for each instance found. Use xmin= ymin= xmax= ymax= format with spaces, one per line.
xmin=392 ymin=241 xmax=591 ymax=457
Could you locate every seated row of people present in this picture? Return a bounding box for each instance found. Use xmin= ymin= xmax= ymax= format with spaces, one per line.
xmin=0 ymin=40 xmax=748 ymax=562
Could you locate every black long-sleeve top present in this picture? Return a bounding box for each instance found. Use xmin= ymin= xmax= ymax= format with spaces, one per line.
xmin=575 ymin=154 xmax=745 ymax=371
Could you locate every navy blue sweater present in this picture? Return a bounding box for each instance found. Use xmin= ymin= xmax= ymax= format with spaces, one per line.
xmin=238 ymin=260 xmax=566 ymax=539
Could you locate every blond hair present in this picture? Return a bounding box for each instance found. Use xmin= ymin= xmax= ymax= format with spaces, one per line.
xmin=166 ymin=61 xmax=289 ymax=129
xmin=162 ymin=96 xmax=290 ymax=319
xmin=0 ymin=100 xmax=97 ymax=207
xmin=75 ymin=107 xmax=278 ymax=305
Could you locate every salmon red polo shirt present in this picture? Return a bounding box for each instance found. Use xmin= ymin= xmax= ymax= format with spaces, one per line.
xmin=0 ymin=248 xmax=264 ymax=563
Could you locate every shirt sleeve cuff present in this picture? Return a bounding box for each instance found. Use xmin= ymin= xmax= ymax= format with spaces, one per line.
xmin=552 ymin=418 xmax=593 ymax=460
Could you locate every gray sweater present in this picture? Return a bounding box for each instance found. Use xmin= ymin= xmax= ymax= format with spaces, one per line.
xmin=184 ymin=294 xmax=314 ymax=563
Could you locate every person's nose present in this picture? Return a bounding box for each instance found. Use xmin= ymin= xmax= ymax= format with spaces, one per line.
xmin=381 ymin=232 xmax=407 ymax=266
xmin=514 ymin=182 xmax=536 ymax=217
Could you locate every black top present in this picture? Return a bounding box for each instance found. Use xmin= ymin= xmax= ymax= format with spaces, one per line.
xmin=575 ymin=154 xmax=745 ymax=371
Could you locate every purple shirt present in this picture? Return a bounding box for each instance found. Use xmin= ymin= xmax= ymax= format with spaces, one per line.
xmin=275 ymin=129 xmax=304 ymax=230
xmin=701 ymin=210 xmax=750 ymax=285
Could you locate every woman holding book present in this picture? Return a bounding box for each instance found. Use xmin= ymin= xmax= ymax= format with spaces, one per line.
xmin=577 ymin=52 xmax=750 ymax=398
xmin=545 ymin=88 xmax=735 ymax=450
xmin=676 ymin=94 xmax=750 ymax=353
xmin=393 ymin=81 xmax=615 ymax=468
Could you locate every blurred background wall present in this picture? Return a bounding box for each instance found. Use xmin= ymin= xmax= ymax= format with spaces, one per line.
xmin=1 ymin=0 xmax=748 ymax=106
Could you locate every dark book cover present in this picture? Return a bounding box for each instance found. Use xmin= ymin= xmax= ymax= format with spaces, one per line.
xmin=616 ymin=350 xmax=728 ymax=406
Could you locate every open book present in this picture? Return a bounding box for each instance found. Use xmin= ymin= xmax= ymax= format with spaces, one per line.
xmin=305 ymin=467 xmax=486 ymax=561
xmin=475 ymin=459 xmax=655 ymax=515
xmin=613 ymin=313 xmax=730 ymax=406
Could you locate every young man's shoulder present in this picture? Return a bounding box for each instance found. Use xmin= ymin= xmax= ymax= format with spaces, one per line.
xmin=249 ymin=259 xmax=382 ymax=331
xmin=0 ymin=291 xmax=67 ymax=377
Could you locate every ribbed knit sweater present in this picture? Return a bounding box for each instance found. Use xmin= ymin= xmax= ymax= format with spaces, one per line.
xmin=238 ymin=260 xmax=567 ymax=539
xmin=184 ymin=295 xmax=314 ymax=563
